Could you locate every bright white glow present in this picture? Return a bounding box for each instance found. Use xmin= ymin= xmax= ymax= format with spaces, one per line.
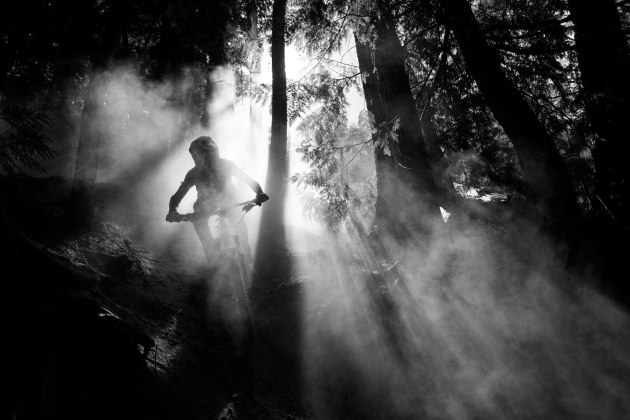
xmin=258 ymin=44 xmax=310 ymax=82
xmin=203 ymin=65 xmax=325 ymax=256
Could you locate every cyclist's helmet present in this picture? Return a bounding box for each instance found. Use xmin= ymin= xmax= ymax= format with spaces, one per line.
xmin=189 ymin=136 xmax=219 ymax=157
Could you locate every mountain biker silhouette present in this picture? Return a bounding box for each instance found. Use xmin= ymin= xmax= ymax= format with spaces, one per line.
xmin=166 ymin=136 xmax=268 ymax=264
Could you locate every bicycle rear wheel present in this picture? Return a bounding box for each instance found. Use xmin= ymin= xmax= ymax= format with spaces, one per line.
xmin=218 ymin=251 xmax=255 ymax=357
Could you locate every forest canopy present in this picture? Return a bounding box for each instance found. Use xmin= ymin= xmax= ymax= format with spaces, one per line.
xmin=2 ymin=0 xmax=629 ymax=235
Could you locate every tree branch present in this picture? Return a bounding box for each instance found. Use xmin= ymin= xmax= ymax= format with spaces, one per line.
xmin=296 ymin=9 xmax=350 ymax=82
xmin=321 ymin=57 xmax=360 ymax=68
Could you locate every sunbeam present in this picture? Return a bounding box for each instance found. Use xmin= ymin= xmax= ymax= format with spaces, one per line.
xmin=294 ymin=202 xmax=630 ymax=419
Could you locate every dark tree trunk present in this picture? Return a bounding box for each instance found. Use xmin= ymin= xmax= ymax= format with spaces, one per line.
xmin=70 ymin=0 xmax=125 ymax=217
xmin=355 ymin=34 xmax=402 ymax=234
xmin=154 ymin=5 xmax=182 ymax=81
xmin=200 ymin=70 xmax=213 ymax=129
xmin=371 ymin=1 xmax=443 ymax=235
xmin=257 ymin=0 xmax=288 ymax=266
xmin=567 ymin=0 xmax=630 ymax=223
xmin=244 ymin=1 xmax=263 ymax=158
xmin=252 ymin=0 xmax=301 ymax=387
xmin=440 ymin=0 xmax=581 ymax=235
xmin=168 ymin=69 xmax=197 ymax=150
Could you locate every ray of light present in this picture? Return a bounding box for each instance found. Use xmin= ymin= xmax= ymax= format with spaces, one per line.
xmin=294 ymin=202 xmax=630 ymax=419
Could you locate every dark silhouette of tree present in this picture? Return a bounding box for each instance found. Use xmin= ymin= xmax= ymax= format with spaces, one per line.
xmin=287 ymin=0 xmax=449 ymax=236
xmin=256 ymin=0 xmax=289 ymax=276
xmin=359 ymin=0 xmax=445 ymax=237
xmin=70 ymin=0 xmax=126 ymax=220
xmin=439 ymin=0 xmax=581 ymax=236
xmin=567 ymin=0 xmax=630 ymax=224
xmin=354 ymin=35 xmax=402 ymax=234
xmin=0 ymin=1 xmax=102 ymax=107
xmin=415 ymin=29 xmax=459 ymax=209
xmin=401 ymin=1 xmax=532 ymax=201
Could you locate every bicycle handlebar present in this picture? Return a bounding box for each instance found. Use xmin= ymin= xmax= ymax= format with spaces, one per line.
xmin=170 ymin=196 xmax=267 ymax=223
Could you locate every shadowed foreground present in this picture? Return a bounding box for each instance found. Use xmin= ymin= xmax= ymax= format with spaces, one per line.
xmin=2 ymin=177 xmax=630 ymax=419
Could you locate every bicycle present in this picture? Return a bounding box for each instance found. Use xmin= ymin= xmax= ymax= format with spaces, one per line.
xmin=172 ymin=197 xmax=265 ymax=353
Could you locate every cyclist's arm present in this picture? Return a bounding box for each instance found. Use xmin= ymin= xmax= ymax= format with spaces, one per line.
xmin=230 ymin=163 xmax=263 ymax=195
xmin=169 ymin=171 xmax=194 ymax=213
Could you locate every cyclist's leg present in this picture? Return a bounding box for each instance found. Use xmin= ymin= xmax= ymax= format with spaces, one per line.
xmin=224 ymin=251 xmax=255 ymax=358
xmin=227 ymin=209 xmax=253 ymax=265
xmin=194 ymin=218 xmax=234 ymax=315
xmin=238 ymin=221 xmax=253 ymax=265
xmin=192 ymin=217 xmax=219 ymax=265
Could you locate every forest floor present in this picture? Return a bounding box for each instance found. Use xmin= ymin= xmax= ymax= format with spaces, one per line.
xmin=3 ymin=176 xmax=630 ymax=420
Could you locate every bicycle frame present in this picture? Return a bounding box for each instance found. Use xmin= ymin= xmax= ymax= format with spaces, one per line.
xmin=177 ymin=199 xmax=260 ymax=344
xmin=180 ymin=199 xmax=256 ymax=259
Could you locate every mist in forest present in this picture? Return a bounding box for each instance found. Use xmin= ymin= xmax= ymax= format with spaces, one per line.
xmin=295 ymin=172 xmax=630 ymax=419
xmin=41 ymin=53 xmax=630 ymax=420
xmin=69 ymin=65 xmax=272 ymax=268
xmin=74 ymin=57 xmax=629 ymax=420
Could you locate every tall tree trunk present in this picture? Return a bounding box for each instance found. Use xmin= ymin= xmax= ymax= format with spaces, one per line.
xmin=372 ymin=1 xmax=443 ymax=236
xmin=246 ymin=0 xmax=263 ymax=157
xmin=200 ymin=70 xmax=213 ymax=129
xmin=253 ymin=0 xmax=300 ymax=385
xmin=440 ymin=0 xmax=581 ymax=236
xmin=355 ymin=34 xmax=402 ymax=234
xmin=567 ymin=0 xmax=630 ymax=223
xmin=70 ymin=0 xmax=125 ymax=217
xmin=154 ymin=3 xmax=183 ymax=81
xmin=257 ymin=0 xmax=288 ymax=267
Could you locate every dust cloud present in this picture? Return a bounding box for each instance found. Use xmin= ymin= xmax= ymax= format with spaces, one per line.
xmin=48 ymin=60 xmax=630 ymax=420
xmin=296 ymin=183 xmax=630 ymax=419
xmin=68 ymin=65 xmax=272 ymax=268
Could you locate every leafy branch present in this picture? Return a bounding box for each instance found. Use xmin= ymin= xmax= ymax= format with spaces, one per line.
xmin=0 ymin=105 xmax=57 ymax=176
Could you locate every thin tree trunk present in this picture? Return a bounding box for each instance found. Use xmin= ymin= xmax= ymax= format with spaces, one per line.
xmin=246 ymin=0 xmax=263 ymax=156
xmin=440 ymin=0 xmax=581 ymax=236
xmin=252 ymin=0 xmax=301 ymax=385
xmin=170 ymin=68 xmax=197 ymax=150
xmin=154 ymin=3 xmax=183 ymax=81
xmin=266 ymin=0 xmax=288 ymax=230
xmin=567 ymin=0 xmax=630 ymax=222
xmin=71 ymin=0 xmax=125 ymax=216
xmin=355 ymin=34 xmax=402 ymax=234
xmin=257 ymin=0 xmax=288 ymax=265
xmin=200 ymin=70 xmax=213 ymax=129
